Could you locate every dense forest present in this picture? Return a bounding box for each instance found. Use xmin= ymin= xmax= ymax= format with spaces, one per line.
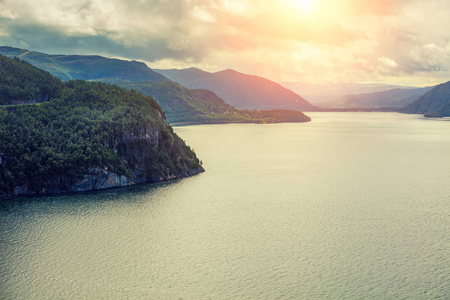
xmin=0 ymin=54 xmax=63 ymax=105
xmin=0 ymin=68 xmax=202 ymax=195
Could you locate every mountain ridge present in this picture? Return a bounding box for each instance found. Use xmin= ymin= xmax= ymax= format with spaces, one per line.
xmin=0 ymin=46 xmax=311 ymax=124
xmin=98 ymin=78 xmax=311 ymax=124
xmin=319 ymin=86 xmax=433 ymax=109
xmin=280 ymin=82 xmax=423 ymax=104
xmin=401 ymin=81 xmax=450 ymax=117
xmin=0 ymin=46 xmax=169 ymax=82
xmin=155 ymin=68 xmax=318 ymax=111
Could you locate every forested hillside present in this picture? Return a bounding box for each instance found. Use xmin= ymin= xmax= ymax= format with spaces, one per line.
xmin=0 ymin=54 xmax=63 ymax=105
xmin=0 ymin=69 xmax=203 ymax=197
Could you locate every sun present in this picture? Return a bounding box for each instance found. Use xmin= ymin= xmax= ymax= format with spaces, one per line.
xmin=290 ymin=0 xmax=317 ymax=14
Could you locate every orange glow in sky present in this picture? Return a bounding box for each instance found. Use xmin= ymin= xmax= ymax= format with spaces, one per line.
xmin=0 ymin=0 xmax=449 ymax=86
xmin=289 ymin=0 xmax=318 ymax=14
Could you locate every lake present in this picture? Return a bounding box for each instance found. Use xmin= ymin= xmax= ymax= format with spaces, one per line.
xmin=1 ymin=112 xmax=449 ymax=299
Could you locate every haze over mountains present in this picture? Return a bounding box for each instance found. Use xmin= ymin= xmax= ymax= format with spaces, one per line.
xmin=99 ymin=79 xmax=310 ymax=124
xmin=320 ymin=87 xmax=433 ymax=109
xmin=156 ymin=68 xmax=437 ymax=111
xmin=280 ymin=82 xmax=424 ymax=104
xmin=2 ymin=46 xmax=448 ymax=118
xmin=402 ymin=81 xmax=450 ymax=117
xmin=0 ymin=47 xmax=311 ymax=124
xmin=0 ymin=46 xmax=168 ymax=82
xmin=155 ymin=68 xmax=318 ymax=111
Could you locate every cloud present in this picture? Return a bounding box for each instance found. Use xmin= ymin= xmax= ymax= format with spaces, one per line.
xmin=0 ymin=14 xmax=207 ymax=62
xmin=342 ymin=0 xmax=414 ymax=16
xmin=0 ymin=0 xmax=450 ymax=84
xmin=369 ymin=1 xmax=450 ymax=76
xmin=378 ymin=56 xmax=398 ymax=68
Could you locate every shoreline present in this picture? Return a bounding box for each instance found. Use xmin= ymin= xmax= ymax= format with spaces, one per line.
xmin=0 ymin=167 xmax=205 ymax=199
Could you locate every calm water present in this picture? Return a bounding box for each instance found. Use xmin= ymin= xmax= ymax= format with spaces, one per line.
xmin=1 ymin=112 xmax=449 ymax=299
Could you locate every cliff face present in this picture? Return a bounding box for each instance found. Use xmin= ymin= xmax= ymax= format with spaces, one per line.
xmin=2 ymin=121 xmax=204 ymax=198
xmin=71 ymin=166 xmax=203 ymax=192
xmin=4 ymin=126 xmax=205 ymax=197
xmin=8 ymin=167 xmax=204 ymax=198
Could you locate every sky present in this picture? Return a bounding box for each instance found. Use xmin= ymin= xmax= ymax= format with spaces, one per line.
xmin=1 ymin=0 xmax=450 ymax=86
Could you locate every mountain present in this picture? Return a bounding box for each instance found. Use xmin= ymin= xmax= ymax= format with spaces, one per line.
xmin=0 ymin=56 xmax=203 ymax=197
xmin=99 ymin=79 xmax=311 ymax=124
xmin=0 ymin=46 xmax=169 ymax=82
xmin=319 ymin=87 xmax=433 ymax=109
xmin=155 ymin=68 xmax=318 ymax=111
xmin=0 ymin=54 xmax=64 ymax=105
xmin=0 ymin=47 xmax=311 ymax=124
xmin=402 ymin=81 xmax=450 ymax=117
xmin=279 ymin=82 xmax=417 ymax=104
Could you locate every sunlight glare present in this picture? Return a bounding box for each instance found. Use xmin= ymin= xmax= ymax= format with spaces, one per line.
xmin=293 ymin=0 xmax=317 ymax=13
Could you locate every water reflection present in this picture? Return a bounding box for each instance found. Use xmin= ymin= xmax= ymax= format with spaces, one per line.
xmin=1 ymin=113 xmax=449 ymax=299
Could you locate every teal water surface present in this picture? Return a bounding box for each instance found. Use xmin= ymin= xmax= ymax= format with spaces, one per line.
xmin=1 ymin=112 xmax=449 ymax=299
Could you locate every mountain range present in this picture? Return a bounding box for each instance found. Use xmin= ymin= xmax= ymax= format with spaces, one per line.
xmin=155 ymin=68 xmax=318 ymax=111
xmin=280 ymin=82 xmax=420 ymax=104
xmin=402 ymin=81 xmax=450 ymax=117
xmin=0 ymin=46 xmax=311 ymax=124
xmin=99 ymin=79 xmax=310 ymax=124
xmin=0 ymin=46 xmax=168 ymax=82
xmin=319 ymin=87 xmax=433 ymax=109
xmin=2 ymin=46 xmax=448 ymax=118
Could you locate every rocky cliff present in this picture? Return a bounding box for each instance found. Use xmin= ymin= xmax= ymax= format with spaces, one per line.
xmin=7 ymin=167 xmax=204 ymax=198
